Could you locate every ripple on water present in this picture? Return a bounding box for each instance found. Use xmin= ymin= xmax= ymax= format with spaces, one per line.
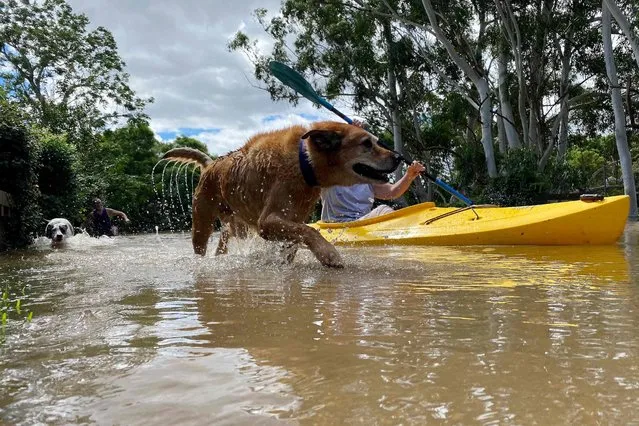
xmin=1 ymin=232 xmax=638 ymax=424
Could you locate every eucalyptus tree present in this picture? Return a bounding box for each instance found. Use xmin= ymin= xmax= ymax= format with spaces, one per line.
xmin=602 ymin=0 xmax=637 ymax=218
xmin=0 ymin=0 xmax=150 ymax=144
xmin=374 ymin=0 xmax=499 ymax=177
xmin=602 ymin=0 xmax=639 ymax=69
xmin=493 ymin=0 xmax=574 ymax=165
xmin=229 ymin=0 xmax=435 ymax=197
xmin=418 ymin=0 xmax=498 ymax=177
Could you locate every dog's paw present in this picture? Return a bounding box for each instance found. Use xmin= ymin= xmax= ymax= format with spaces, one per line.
xmin=317 ymin=248 xmax=344 ymax=268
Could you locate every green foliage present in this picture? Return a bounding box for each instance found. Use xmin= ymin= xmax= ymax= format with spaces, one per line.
xmin=228 ymin=0 xmax=429 ymax=132
xmin=0 ymin=99 xmax=42 ymax=249
xmin=36 ymin=130 xmax=81 ymax=223
xmin=453 ymin=141 xmax=490 ymax=196
xmin=476 ymin=144 xmax=614 ymax=206
xmin=159 ymin=136 xmax=210 ymax=155
xmin=569 ymin=134 xmax=617 ymax=161
xmin=0 ymin=0 xmax=151 ymax=139
xmin=480 ymin=148 xmax=549 ymax=206
xmin=80 ymin=123 xmax=167 ymax=232
xmin=565 ymin=147 xmax=606 ymax=191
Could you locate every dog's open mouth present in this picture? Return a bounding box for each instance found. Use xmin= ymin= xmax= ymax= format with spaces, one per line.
xmin=352 ymin=163 xmax=392 ymax=182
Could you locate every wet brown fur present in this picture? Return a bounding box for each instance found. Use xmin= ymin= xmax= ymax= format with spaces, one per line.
xmin=162 ymin=121 xmax=400 ymax=267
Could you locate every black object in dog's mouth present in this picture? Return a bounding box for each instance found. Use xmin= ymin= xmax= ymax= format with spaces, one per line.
xmin=352 ymin=163 xmax=393 ymax=182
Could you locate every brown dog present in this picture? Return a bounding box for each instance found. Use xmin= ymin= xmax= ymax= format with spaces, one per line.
xmin=162 ymin=121 xmax=401 ymax=267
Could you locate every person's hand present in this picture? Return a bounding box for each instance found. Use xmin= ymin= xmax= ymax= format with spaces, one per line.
xmin=407 ymin=161 xmax=425 ymax=179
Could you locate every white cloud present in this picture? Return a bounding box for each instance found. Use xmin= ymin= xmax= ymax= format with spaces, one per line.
xmin=66 ymin=0 xmax=357 ymax=156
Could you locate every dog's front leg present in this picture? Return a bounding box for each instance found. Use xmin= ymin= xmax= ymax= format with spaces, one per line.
xmin=258 ymin=213 xmax=343 ymax=268
xmin=215 ymin=226 xmax=231 ymax=255
xmin=192 ymin=192 xmax=220 ymax=256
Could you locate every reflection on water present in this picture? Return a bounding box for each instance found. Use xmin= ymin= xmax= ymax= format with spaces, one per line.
xmin=1 ymin=224 xmax=639 ymax=424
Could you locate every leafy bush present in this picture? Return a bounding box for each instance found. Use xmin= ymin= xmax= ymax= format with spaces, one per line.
xmin=453 ymin=140 xmax=492 ymax=196
xmin=36 ymin=130 xmax=81 ymax=223
xmin=0 ymin=101 xmax=42 ymax=249
xmin=565 ymin=147 xmax=605 ymax=191
xmin=480 ymin=148 xmax=549 ymax=206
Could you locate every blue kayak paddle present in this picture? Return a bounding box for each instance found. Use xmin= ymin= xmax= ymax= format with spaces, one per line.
xmin=268 ymin=61 xmax=474 ymax=206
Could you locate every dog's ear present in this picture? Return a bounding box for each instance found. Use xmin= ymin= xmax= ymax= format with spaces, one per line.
xmin=45 ymin=224 xmax=53 ymax=239
xmin=301 ymin=130 xmax=342 ymax=151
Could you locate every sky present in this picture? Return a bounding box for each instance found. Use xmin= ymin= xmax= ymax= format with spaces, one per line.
xmin=66 ymin=0 xmax=356 ymax=156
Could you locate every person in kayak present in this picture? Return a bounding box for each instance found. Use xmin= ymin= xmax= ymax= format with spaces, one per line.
xmin=86 ymin=198 xmax=130 ymax=236
xmin=320 ymin=120 xmax=425 ymax=223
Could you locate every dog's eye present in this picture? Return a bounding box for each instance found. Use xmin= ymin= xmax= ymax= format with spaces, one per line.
xmin=60 ymin=225 xmax=67 ymax=232
xmin=362 ymin=139 xmax=373 ymax=149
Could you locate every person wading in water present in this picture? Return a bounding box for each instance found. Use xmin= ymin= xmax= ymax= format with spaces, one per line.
xmin=86 ymin=198 xmax=130 ymax=236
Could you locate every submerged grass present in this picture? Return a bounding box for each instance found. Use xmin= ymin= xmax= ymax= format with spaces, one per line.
xmin=0 ymin=282 xmax=33 ymax=344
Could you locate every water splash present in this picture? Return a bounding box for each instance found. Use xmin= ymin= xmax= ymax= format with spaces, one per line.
xmin=183 ymin=164 xmax=191 ymax=213
xmin=151 ymin=158 xmax=201 ymax=232
xmin=174 ymin=162 xmax=187 ymax=220
xmin=189 ymin=166 xmax=198 ymax=214
xmin=151 ymin=160 xmax=160 ymax=201
xmin=32 ymin=232 xmax=116 ymax=251
xmin=168 ymin=162 xmax=177 ymax=225
xmin=160 ymin=160 xmax=173 ymax=228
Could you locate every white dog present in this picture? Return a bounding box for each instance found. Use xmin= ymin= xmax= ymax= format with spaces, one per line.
xmin=45 ymin=218 xmax=75 ymax=247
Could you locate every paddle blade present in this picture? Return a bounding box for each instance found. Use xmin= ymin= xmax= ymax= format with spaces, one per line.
xmin=269 ymin=61 xmax=332 ymax=109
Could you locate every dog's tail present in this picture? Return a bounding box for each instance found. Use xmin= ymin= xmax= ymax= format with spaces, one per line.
xmin=162 ymin=148 xmax=213 ymax=168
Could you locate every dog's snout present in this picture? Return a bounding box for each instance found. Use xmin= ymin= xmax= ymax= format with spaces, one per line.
xmin=55 ymin=235 xmax=63 ymax=241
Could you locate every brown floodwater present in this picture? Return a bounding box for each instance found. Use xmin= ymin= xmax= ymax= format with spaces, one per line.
xmin=1 ymin=224 xmax=639 ymax=425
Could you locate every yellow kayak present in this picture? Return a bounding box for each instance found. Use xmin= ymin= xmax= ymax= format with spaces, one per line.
xmin=310 ymin=195 xmax=630 ymax=246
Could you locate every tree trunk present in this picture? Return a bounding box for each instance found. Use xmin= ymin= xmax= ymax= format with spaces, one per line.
xmin=539 ymin=113 xmax=561 ymax=172
xmin=498 ymin=51 xmax=521 ymax=149
xmin=383 ymin=24 xmax=405 ymax=185
xmin=497 ymin=111 xmax=508 ymax=154
xmin=603 ymin=1 xmax=638 ymax=218
xmin=556 ymin=36 xmax=572 ymax=158
xmin=557 ymin=100 xmax=570 ymax=158
xmin=477 ymin=79 xmax=498 ymax=177
xmin=494 ymin=0 xmax=529 ymax=146
xmin=603 ymin=0 xmax=639 ymax=69
xmin=528 ymin=107 xmax=541 ymax=154
xmin=527 ymin=0 xmax=551 ymax=153
xmin=388 ymin=68 xmax=404 ymax=177
xmin=409 ymin=106 xmax=431 ymax=202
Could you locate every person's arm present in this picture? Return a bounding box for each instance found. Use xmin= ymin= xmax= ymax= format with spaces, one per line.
xmin=372 ymin=161 xmax=425 ymax=200
xmin=105 ymin=208 xmax=130 ymax=222
xmin=84 ymin=212 xmax=94 ymax=227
